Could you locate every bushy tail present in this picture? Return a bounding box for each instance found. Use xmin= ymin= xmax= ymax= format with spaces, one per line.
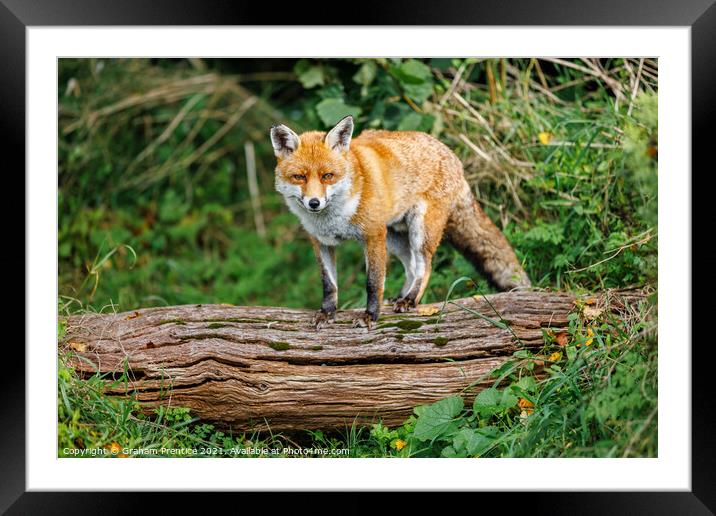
xmin=445 ymin=188 xmax=530 ymax=290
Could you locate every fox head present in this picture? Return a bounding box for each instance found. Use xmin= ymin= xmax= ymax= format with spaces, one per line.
xmin=270 ymin=115 xmax=354 ymax=213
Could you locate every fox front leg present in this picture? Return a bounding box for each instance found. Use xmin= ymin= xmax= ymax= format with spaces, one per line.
xmin=353 ymin=230 xmax=387 ymax=330
xmin=311 ymin=240 xmax=338 ymax=329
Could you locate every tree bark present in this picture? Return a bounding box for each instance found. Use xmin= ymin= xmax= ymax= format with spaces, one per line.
xmin=60 ymin=289 xmax=647 ymax=431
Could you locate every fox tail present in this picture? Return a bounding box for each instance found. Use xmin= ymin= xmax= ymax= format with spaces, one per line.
xmin=445 ymin=186 xmax=531 ymax=291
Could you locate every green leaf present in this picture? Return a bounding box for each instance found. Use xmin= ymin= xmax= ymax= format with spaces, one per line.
xmin=59 ymin=241 xmax=72 ymax=258
xmin=453 ymin=427 xmax=500 ymax=456
xmin=501 ymin=390 xmax=518 ymax=410
xmin=413 ymin=396 xmax=464 ymax=442
xmin=473 ymin=388 xmax=518 ymax=417
xmin=403 ymin=82 xmax=434 ymax=104
xmin=440 ymin=445 xmax=462 ymax=458
xmin=315 ymin=98 xmax=362 ymax=127
xmin=391 ymin=59 xmax=432 ymax=84
xmin=389 ymin=59 xmax=435 ymax=103
xmin=513 ymin=376 xmax=537 ymax=394
xmin=353 ymin=61 xmax=377 ymax=87
xmin=473 ymin=388 xmax=500 ymax=415
xmin=513 ymin=350 xmax=533 ymax=359
xmin=397 ymin=112 xmax=424 ymax=131
xmin=566 ymin=345 xmax=578 ymax=361
xmin=294 ymin=59 xmax=325 ymax=89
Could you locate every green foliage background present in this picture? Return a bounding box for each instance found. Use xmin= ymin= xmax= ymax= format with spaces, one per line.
xmin=59 ymin=58 xmax=657 ymax=311
xmin=58 ymin=58 xmax=658 ymax=458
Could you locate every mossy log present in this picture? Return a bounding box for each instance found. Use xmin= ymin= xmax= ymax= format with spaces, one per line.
xmin=60 ymin=289 xmax=647 ymax=432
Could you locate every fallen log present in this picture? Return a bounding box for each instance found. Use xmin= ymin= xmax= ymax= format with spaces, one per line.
xmin=60 ymin=289 xmax=648 ymax=432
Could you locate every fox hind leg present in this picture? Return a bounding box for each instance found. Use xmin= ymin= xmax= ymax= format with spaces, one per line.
xmin=386 ymin=229 xmax=414 ymax=302
xmin=393 ymin=201 xmax=448 ymax=313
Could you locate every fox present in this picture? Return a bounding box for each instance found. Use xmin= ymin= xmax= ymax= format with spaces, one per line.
xmin=270 ymin=115 xmax=530 ymax=329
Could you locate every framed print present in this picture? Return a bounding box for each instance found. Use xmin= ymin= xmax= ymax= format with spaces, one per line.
xmin=5 ymin=0 xmax=713 ymax=511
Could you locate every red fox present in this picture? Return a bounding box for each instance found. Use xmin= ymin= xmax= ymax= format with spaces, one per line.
xmin=270 ymin=115 xmax=530 ymax=329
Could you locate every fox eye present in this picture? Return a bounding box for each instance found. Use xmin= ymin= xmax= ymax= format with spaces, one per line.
xmin=291 ymin=174 xmax=306 ymax=182
xmin=322 ymin=173 xmax=334 ymax=181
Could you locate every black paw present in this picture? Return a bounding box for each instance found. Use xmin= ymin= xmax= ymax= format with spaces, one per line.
xmin=393 ymin=298 xmax=416 ymax=313
xmin=312 ymin=310 xmax=335 ymax=329
xmin=352 ymin=312 xmax=376 ymax=330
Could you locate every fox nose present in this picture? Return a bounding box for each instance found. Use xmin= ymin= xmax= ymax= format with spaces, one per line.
xmin=308 ymin=198 xmax=320 ymax=209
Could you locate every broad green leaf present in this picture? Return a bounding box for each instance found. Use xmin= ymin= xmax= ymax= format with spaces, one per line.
xmin=391 ymin=59 xmax=432 ymax=84
xmin=473 ymin=388 xmax=518 ymax=417
xmin=389 ymin=59 xmax=434 ymax=103
xmin=474 ymin=388 xmax=501 ymax=416
xmin=453 ymin=427 xmax=500 ymax=456
xmin=441 ymin=445 xmax=462 ymax=458
xmin=353 ymin=61 xmax=377 ymax=87
xmin=315 ymin=98 xmax=362 ymax=127
xmin=413 ymin=396 xmax=464 ymax=442
xmin=397 ymin=112 xmax=424 ymax=131
xmin=294 ymin=59 xmax=325 ymax=89
xmin=501 ymin=390 xmax=519 ymax=410
xmin=413 ymin=405 xmax=428 ymax=418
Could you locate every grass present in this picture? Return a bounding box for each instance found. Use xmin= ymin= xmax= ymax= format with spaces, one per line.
xmin=57 ymin=58 xmax=658 ymax=458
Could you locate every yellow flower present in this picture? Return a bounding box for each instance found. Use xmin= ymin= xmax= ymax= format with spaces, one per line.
xmin=538 ymin=131 xmax=553 ymax=145
xmin=108 ymin=442 xmax=122 ymax=454
xmin=585 ymin=327 xmax=594 ymax=346
xmin=549 ymin=351 xmax=562 ymax=362
xmin=394 ymin=439 xmax=407 ymax=451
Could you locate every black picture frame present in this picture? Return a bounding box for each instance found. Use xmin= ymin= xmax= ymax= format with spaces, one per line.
xmin=4 ymin=0 xmax=711 ymax=512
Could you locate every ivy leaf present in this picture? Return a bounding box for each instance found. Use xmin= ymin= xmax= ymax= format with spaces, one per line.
xmin=413 ymin=396 xmax=464 ymax=442
xmin=315 ymin=98 xmax=362 ymax=127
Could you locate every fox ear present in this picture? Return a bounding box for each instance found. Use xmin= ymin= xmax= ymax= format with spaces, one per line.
xmin=270 ymin=124 xmax=300 ymax=159
xmin=324 ymin=115 xmax=354 ymax=152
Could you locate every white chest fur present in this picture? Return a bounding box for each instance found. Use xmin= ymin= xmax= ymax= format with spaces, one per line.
xmin=282 ymin=179 xmax=362 ymax=246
